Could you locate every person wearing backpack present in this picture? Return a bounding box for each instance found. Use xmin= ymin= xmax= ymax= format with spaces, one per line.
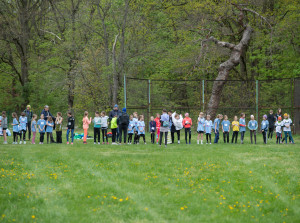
xmin=118 ymin=108 xmax=129 ymax=144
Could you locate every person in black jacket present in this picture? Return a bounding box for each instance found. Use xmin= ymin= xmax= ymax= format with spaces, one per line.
xmin=118 ymin=108 xmax=129 ymax=144
xmin=267 ymin=110 xmax=276 ymax=139
xmin=66 ymin=111 xmax=75 ymax=145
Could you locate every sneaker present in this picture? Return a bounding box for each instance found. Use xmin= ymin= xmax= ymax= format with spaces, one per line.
xmin=201 ymin=141 xmax=203 ymax=145
xmin=144 ymin=142 xmax=146 ymax=145
xmin=3 ymin=141 xmax=7 ymax=144
xmin=71 ymin=142 xmax=73 ymax=145
xmin=98 ymin=142 xmax=100 ymax=145
xmin=94 ymin=142 xmax=96 ymax=145
xmin=210 ymin=143 xmax=212 ymax=144
xmin=67 ymin=142 xmax=69 ymax=145
xmin=24 ymin=141 xmax=26 ymax=144
xmin=165 ymin=145 xmax=167 ymax=148
xmin=107 ymin=142 xmax=109 ymax=145
xmin=102 ymin=142 xmax=105 ymax=145
xmin=178 ymin=140 xmax=180 ymax=144
xmin=19 ymin=141 xmax=22 ymax=144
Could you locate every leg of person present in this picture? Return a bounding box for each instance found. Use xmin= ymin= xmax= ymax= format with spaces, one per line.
xmin=66 ymin=129 xmax=70 ymax=143
xmin=41 ymin=133 xmax=44 ymax=143
xmin=83 ymin=129 xmax=87 ymax=143
xmin=231 ymin=133 xmax=234 ymax=143
xmin=94 ymin=128 xmax=97 ymax=143
xmin=104 ymin=129 xmax=108 ymax=143
xmin=128 ymin=133 xmax=132 ymax=143
xmin=287 ymin=131 xmax=294 ymax=143
xmin=40 ymin=133 xmax=42 ymax=143
xmin=197 ymin=133 xmax=200 ymax=144
xmin=206 ymin=133 xmax=209 ymax=143
xmin=59 ymin=131 xmax=63 ymax=143
xmin=235 ymin=132 xmax=238 ymax=144
xmin=159 ymin=131 xmax=163 ymax=145
xmin=262 ymin=131 xmax=266 ymax=144
xmin=71 ymin=129 xmax=74 ymax=143
xmin=124 ymin=126 xmax=128 ymax=144
xmin=165 ymin=132 xmax=168 ymax=146
xmin=227 ymin=132 xmax=229 ymax=143
xmin=119 ymin=127 xmax=123 ymax=143
xmin=188 ymin=128 xmax=191 ymax=144
xmin=116 ymin=127 xmax=119 ymax=142
xmin=250 ymin=130 xmax=253 ymax=144
xmin=46 ymin=132 xmax=49 ymax=144
xmin=156 ymin=128 xmax=160 ymax=143
xmin=50 ymin=133 xmax=54 ymax=143
xmin=209 ymin=134 xmax=211 ymax=143
xmin=223 ymin=132 xmax=226 ymax=143
xmin=143 ymin=134 xmax=146 ymax=143
xmin=177 ymin=130 xmax=181 ymax=144
xmin=171 ymin=131 xmax=174 ymax=144
xmin=268 ymin=128 xmax=271 ymax=139
xmin=112 ymin=129 xmax=116 ymax=143
xmin=150 ymin=133 xmax=153 ymax=144
xmin=32 ymin=132 xmax=36 ymax=144
xmin=253 ymin=130 xmax=256 ymax=144
xmin=185 ymin=128 xmax=188 ymax=144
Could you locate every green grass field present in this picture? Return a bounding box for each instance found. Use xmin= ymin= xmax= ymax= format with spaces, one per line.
xmin=0 ymin=131 xmax=299 ymax=223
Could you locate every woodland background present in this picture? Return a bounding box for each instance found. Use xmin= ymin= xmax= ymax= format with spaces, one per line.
xmin=0 ymin=0 xmax=299 ymax=119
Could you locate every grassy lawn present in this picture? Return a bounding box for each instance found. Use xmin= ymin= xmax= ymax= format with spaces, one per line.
xmin=0 ymin=132 xmax=299 ymax=222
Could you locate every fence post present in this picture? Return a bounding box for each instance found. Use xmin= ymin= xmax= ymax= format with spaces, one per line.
xmin=124 ymin=73 xmax=127 ymax=108
xmin=148 ymin=79 xmax=151 ymax=133
xmin=256 ymin=80 xmax=259 ymax=124
xmin=202 ymin=80 xmax=205 ymax=111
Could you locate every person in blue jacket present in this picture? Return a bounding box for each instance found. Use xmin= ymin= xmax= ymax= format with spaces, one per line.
xmin=221 ymin=115 xmax=230 ymax=143
xmin=197 ymin=112 xmax=205 ymax=145
xmin=261 ymin=115 xmax=269 ymax=144
xmin=248 ymin=115 xmax=258 ymax=144
xmin=239 ymin=113 xmax=246 ymax=144
xmin=213 ymin=114 xmax=223 ymax=144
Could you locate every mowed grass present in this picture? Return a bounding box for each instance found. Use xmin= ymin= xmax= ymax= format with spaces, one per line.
xmin=0 ymin=131 xmax=299 ymax=223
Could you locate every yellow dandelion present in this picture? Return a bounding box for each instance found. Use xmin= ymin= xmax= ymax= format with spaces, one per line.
xmin=249 ymin=171 xmax=252 ymax=173
xmin=119 ymin=199 xmax=123 ymax=202
xmin=31 ymin=215 xmax=35 ymax=219
xmin=229 ymin=205 xmax=234 ymax=210
xmin=126 ymin=196 xmax=129 ymax=201
xmin=180 ymin=207 xmax=184 ymax=210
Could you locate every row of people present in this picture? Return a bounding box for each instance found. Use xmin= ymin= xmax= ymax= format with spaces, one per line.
xmin=0 ymin=107 xmax=295 ymax=145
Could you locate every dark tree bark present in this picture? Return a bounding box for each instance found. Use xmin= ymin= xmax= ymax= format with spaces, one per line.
xmin=206 ymin=25 xmax=253 ymax=119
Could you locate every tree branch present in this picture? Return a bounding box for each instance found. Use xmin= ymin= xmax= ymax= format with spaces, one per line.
xmin=203 ymin=36 xmax=236 ymax=50
xmin=39 ymin=29 xmax=62 ymax=41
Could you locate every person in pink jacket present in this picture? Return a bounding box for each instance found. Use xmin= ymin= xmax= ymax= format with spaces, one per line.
xmin=82 ymin=111 xmax=92 ymax=144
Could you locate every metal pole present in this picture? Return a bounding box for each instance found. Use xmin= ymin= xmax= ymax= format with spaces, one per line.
xmin=202 ymin=80 xmax=205 ymax=111
xmin=256 ymin=80 xmax=259 ymax=122
xmin=124 ymin=73 xmax=126 ymax=108
xmin=148 ymin=79 xmax=151 ymax=133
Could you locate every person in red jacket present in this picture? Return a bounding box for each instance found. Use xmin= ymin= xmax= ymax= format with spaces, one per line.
xmin=182 ymin=113 xmax=192 ymax=144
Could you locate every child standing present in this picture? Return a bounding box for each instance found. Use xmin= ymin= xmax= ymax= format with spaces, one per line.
xmin=12 ymin=112 xmax=20 ymax=144
xmin=267 ymin=110 xmax=276 ymax=139
xmin=128 ymin=115 xmax=135 ymax=144
xmin=19 ymin=112 xmax=27 ymax=144
xmin=221 ymin=115 xmax=230 ymax=143
xmin=282 ymin=113 xmax=295 ymax=144
xmin=247 ymin=115 xmax=258 ymax=144
xmin=1 ymin=111 xmax=8 ymax=144
xmin=239 ymin=113 xmax=246 ymax=144
xmin=231 ymin=116 xmax=239 ymax=144
xmin=154 ymin=113 xmax=161 ymax=144
xmin=37 ymin=114 xmax=46 ymax=144
xmin=93 ymin=111 xmax=101 ymax=144
xmin=66 ymin=111 xmax=75 ymax=145
xmin=149 ymin=116 xmax=156 ymax=144
xmin=214 ymin=114 xmax=223 ymax=144
xmin=55 ymin=112 xmax=63 ymax=143
xmin=137 ymin=115 xmax=146 ymax=144
xmin=100 ymin=111 xmax=109 ymax=144
xmin=275 ymin=117 xmax=283 ymax=144
xmin=31 ymin=114 xmax=37 ymax=144
xmin=197 ymin=112 xmax=205 ymax=145
xmin=46 ymin=116 xmax=55 ymax=144
xmin=172 ymin=112 xmax=183 ymax=144
xmin=182 ymin=113 xmax=192 ymax=144
xmin=133 ymin=112 xmax=139 ymax=144
xmin=111 ymin=115 xmax=118 ymax=145
xmin=82 ymin=111 xmax=92 ymax=144
xmin=204 ymin=115 xmax=213 ymax=144
xmin=261 ymin=115 xmax=269 ymax=144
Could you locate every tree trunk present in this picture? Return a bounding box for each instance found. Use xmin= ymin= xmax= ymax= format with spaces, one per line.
xmin=207 ymin=25 xmax=253 ymax=119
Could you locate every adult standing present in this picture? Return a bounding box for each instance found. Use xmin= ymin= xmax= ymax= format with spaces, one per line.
xmin=168 ymin=110 xmax=176 ymax=144
xmin=118 ymin=108 xmax=129 ymax=144
xmin=23 ymin=105 xmax=33 ymax=140
xmin=276 ymin=108 xmax=282 ymax=121
xmin=159 ymin=109 xmax=169 ymax=148
xmin=109 ymin=104 xmax=121 ymax=141
xmin=267 ymin=110 xmax=276 ymax=139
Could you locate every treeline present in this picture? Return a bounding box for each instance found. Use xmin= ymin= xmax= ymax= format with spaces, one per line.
xmin=0 ymin=0 xmax=299 ymax=116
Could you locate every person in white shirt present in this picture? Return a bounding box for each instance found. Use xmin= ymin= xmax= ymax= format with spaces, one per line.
xmin=281 ymin=113 xmax=294 ymax=144
xmin=275 ymin=117 xmax=283 ymax=144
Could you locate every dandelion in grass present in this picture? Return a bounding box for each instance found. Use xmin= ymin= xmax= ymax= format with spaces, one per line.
xmin=32 ymin=215 xmax=35 ymax=219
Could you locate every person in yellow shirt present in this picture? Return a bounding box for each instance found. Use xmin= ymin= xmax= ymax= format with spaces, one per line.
xmin=231 ymin=116 xmax=239 ymax=144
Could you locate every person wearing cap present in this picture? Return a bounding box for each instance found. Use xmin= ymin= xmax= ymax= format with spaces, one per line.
xmin=282 ymin=113 xmax=295 ymax=144
xmin=117 ymin=108 xmax=129 ymax=144
xmin=109 ymin=104 xmax=121 ymax=141
xmin=23 ymin=105 xmax=33 ymax=140
xmin=275 ymin=116 xmax=283 ymax=144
